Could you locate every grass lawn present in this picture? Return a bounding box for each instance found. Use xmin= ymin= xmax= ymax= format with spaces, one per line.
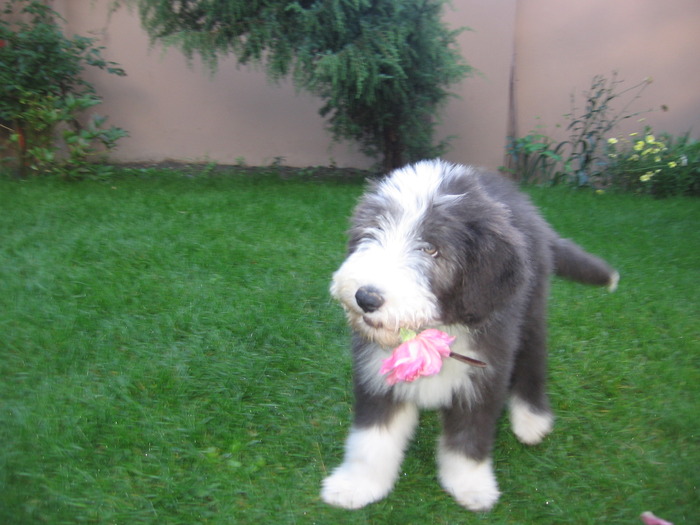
xmin=1 ymin=169 xmax=698 ymax=524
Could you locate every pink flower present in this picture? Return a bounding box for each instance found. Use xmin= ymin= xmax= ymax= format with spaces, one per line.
xmin=640 ymin=512 xmax=673 ymax=525
xmin=380 ymin=329 xmax=455 ymax=385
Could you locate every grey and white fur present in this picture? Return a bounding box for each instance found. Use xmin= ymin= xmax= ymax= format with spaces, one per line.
xmin=321 ymin=160 xmax=618 ymax=511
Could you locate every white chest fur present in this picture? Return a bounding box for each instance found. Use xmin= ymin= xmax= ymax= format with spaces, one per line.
xmin=356 ymin=325 xmax=484 ymax=410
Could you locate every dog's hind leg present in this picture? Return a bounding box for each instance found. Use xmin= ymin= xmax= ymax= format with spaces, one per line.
xmin=508 ymin=288 xmax=554 ymax=445
xmin=321 ymin=399 xmax=418 ymax=509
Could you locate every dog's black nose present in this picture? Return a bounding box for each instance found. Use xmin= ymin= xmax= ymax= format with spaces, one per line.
xmin=355 ymin=286 xmax=385 ymax=313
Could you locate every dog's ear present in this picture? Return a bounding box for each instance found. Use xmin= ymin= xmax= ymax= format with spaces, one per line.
xmin=436 ymin=205 xmax=529 ymax=327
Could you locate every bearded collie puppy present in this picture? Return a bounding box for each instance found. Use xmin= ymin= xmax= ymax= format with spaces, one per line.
xmin=321 ymin=160 xmax=618 ymax=511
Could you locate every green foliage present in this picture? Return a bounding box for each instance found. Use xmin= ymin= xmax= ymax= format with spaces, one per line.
xmin=504 ymin=127 xmax=563 ymax=185
xmin=505 ymin=73 xmax=653 ymax=188
xmin=299 ymin=1 xmax=470 ymax=170
xmin=0 ymin=0 xmax=127 ymax=178
xmin=556 ymin=73 xmax=652 ymax=187
xmin=0 ymin=171 xmax=698 ymax=523
xmin=130 ymin=0 xmax=471 ymax=171
xmin=606 ymin=129 xmax=700 ymax=197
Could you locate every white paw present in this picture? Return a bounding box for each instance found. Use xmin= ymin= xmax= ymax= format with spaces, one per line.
xmin=509 ymin=397 xmax=554 ymax=445
xmin=437 ymin=447 xmax=500 ymax=512
xmin=321 ymin=465 xmax=393 ymax=509
xmin=321 ymin=407 xmax=418 ymax=509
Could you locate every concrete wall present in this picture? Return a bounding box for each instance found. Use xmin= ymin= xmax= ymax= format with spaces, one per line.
xmin=52 ymin=0 xmax=699 ymax=170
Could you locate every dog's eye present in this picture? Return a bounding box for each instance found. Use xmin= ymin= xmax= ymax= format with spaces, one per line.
xmin=422 ymin=243 xmax=439 ymax=258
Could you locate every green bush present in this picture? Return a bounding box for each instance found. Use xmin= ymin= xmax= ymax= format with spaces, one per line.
xmin=606 ymin=129 xmax=700 ymax=197
xmin=0 ymin=0 xmax=127 ymax=178
xmin=504 ymin=127 xmax=563 ymax=185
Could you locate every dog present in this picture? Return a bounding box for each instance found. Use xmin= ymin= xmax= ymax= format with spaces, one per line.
xmin=321 ymin=160 xmax=618 ymax=511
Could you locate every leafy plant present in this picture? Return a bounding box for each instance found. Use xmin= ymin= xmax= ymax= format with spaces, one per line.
xmin=606 ymin=129 xmax=700 ymax=197
xmin=505 ymin=73 xmax=653 ymax=187
xmin=558 ymin=73 xmax=652 ymax=186
xmin=0 ymin=0 xmax=127 ymax=178
xmin=503 ymin=127 xmax=563 ymax=184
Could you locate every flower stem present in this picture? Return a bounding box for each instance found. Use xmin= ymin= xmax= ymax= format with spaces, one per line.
xmin=449 ymin=352 xmax=487 ymax=368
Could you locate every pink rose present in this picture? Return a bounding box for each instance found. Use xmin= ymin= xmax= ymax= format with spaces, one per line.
xmin=380 ymin=329 xmax=455 ymax=385
xmin=640 ymin=512 xmax=673 ymax=525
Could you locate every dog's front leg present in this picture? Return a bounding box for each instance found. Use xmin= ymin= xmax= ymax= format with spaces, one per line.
xmin=321 ymin=400 xmax=418 ymax=509
xmin=437 ymin=398 xmax=503 ymax=512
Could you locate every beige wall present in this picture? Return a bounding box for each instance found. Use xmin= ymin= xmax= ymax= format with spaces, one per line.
xmin=57 ymin=1 xmax=372 ymax=168
xmin=54 ymin=0 xmax=516 ymax=169
xmin=442 ymin=0 xmax=517 ymax=170
xmin=513 ymin=0 xmax=700 ymax=143
xmin=53 ymin=0 xmax=699 ymax=170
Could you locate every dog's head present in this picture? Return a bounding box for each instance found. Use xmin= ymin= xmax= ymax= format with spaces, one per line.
xmin=331 ymin=160 xmax=529 ymax=347
xmin=331 ymin=161 xmax=526 ymax=346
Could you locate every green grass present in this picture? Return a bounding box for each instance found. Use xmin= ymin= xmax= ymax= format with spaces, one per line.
xmin=1 ymin=170 xmax=698 ymax=524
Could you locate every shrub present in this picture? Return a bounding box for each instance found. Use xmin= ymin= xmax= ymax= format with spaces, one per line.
xmin=504 ymin=126 xmax=563 ymax=185
xmin=606 ymin=129 xmax=700 ymax=197
xmin=0 ymin=0 xmax=127 ymax=178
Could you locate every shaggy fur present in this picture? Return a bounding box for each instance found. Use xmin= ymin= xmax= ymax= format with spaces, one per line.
xmin=321 ymin=160 xmax=618 ymax=511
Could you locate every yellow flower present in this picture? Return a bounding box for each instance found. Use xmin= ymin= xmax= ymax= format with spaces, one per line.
xmin=595 ymin=189 xmax=605 ymax=195
xmin=634 ymin=141 xmax=645 ymax=151
xmin=640 ymin=173 xmax=653 ymax=182
xmin=645 ymin=134 xmax=656 ymax=144
xmin=607 ymin=137 xmax=619 ymax=145
xmin=668 ymin=161 xmax=678 ymax=168
xmin=630 ymin=132 xmax=639 ymax=137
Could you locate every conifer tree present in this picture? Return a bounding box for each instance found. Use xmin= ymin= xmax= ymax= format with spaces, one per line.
xmin=130 ymin=0 xmax=471 ymax=171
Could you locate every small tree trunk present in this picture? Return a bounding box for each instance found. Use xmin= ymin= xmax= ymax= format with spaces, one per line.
xmin=382 ymin=125 xmax=404 ymax=173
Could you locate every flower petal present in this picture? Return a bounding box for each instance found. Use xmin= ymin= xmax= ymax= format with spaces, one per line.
xmin=380 ymin=329 xmax=456 ymax=384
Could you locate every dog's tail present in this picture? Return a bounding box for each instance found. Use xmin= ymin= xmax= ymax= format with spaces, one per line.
xmin=552 ymin=238 xmax=619 ymax=291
